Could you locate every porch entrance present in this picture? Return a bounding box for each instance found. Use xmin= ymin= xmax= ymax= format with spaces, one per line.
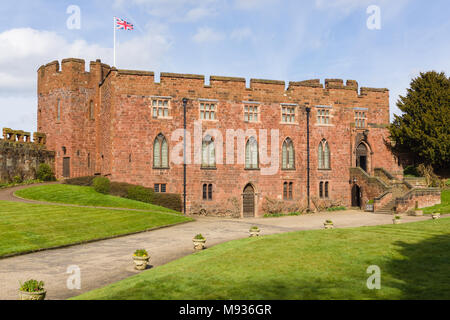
xmin=356 ymin=143 xmax=368 ymax=172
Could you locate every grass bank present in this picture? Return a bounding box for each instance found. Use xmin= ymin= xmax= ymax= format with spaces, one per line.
xmin=73 ymin=218 xmax=450 ymax=300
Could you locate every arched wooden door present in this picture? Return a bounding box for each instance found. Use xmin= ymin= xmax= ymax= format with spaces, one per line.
xmin=243 ymin=184 xmax=255 ymax=218
xmin=351 ymin=184 xmax=361 ymax=208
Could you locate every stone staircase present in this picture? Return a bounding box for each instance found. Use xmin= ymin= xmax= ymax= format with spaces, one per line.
xmin=350 ymin=167 xmax=440 ymax=215
xmin=372 ymin=168 xmax=412 ymax=214
xmin=374 ymin=199 xmax=396 ymax=215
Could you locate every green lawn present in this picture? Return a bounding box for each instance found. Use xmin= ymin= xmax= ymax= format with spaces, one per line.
xmin=423 ymin=189 xmax=450 ymax=214
xmin=15 ymin=184 xmax=178 ymax=213
xmin=0 ymin=201 xmax=192 ymax=257
xmin=73 ymin=218 xmax=450 ymax=300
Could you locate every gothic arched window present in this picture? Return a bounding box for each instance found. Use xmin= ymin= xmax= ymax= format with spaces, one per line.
xmin=245 ymin=137 xmax=258 ymax=169
xmin=202 ymin=135 xmax=216 ymax=168
xmin=153 ymin=134 xmax=168 ymax=168
xmin=318 ymin=140 xmax=330 ymax=169
xmin=282 ymin=138 xmax=295 ymax=169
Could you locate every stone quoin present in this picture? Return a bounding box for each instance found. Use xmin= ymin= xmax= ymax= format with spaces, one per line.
xmin=37 ymin=58 xmax=408 ymax=217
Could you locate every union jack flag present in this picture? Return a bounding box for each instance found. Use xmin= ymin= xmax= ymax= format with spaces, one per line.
xmin=115 ymin=17 xmax=134 ymax=30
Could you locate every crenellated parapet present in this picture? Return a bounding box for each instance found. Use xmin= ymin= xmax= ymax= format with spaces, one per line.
xmin=38 ymin=58 xmax=112 ymax=94
xmin=38 ymin=59 xmax=388 ymax=99
xmin=1 ymin=128 xmax=47 ymax=146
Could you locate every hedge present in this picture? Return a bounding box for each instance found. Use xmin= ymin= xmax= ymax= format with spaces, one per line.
xmin=63 ymin=176 xmax=97 ymax=186
xmin=127 ymin=185 xmax=152 ymax=203
xmin=92 ymin=177 xmax=111 ymax=195
xmin=151 ymin=192 xmax=182 ymax=212
xmin=64 ymin=177 xmax=182 ymax=212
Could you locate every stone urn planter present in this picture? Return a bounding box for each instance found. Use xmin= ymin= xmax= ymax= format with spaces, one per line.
xmin=19 ymin=280 xmax=46 ymax=300
xmin=432 ymin=213 xmax=441 ymax=220
xmin=249 ymin=227 xmax=260 ymax=237
xmin=132 ymin=249 xmax=150 ymax=270
xmin=324 ymin=220 xmax=334 ymax=229
xmin=193 ymin=234 xmax=206 ymax=251
xmin=393 ymin=216 xmax=401 ymax=224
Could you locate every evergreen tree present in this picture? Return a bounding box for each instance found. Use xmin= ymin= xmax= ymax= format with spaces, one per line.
xmin=389 ymin=71 xmax=450 ymax=170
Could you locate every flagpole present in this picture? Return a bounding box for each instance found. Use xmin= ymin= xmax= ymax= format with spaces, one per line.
xmin=113 ymin=17 xmax=116 ymax=67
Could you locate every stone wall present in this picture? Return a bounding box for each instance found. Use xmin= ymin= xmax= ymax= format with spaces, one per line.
xmin=395 ymin=188 xmax=441 ymax=213
xmin=37 ymin=58 xmax=403 ymax=217
xmin=0 ymin=128 xmax=55 ymax=182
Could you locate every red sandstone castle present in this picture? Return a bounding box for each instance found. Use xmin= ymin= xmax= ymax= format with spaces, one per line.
xmin=38 ymin=58 xmax=439 ymax=217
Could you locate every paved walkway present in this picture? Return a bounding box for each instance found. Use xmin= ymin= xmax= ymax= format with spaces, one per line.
xmin=0 ymin=188 xmax=432 ymax=300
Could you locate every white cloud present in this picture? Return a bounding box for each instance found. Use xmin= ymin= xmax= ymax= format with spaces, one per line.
xmin=114 ymin=0 xmax=218 ymax=22
xmin=193 ymin=27 xmax=224 ymax=43
xmin=0 ymin=27 xmax=171 ymax=131
xmin=185 ymin=7 xmax=215 ymax=21
xmin=230 ymin=27 xmax=253 ymax=41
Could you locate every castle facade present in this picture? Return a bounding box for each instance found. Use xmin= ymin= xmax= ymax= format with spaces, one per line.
xmin=37 ymin=58 xmax=405 ymax=217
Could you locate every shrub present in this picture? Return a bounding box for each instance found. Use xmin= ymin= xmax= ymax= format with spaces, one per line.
xmin=417 ymin=164 xmax=444 ymax=187
xmin=151 ymin=192 xmax=183 ymax=212
xmin=19 ymin=280 xmax=45 ymax=293
xmin=92 ymin=177 xmax=110 ymax=194
xmin=325 ymin=220 xmax=333 ymax=224
xmin=194 ymin=234 xmax=205 ymax=240
xmin=403 ymin=165 xmax=420 ymax=177
xmin=63 ymin=176 xmax=96 ymax=186
xmin=326 ymin=206 xmax=347 ymax=212
xmin=395 ymin=215 xmax=401 ymax=220
xmin=36 ymin=163 xmax=56 ymax=181
xmin=13 ymin=176 xmax=23 ymax=184
xmin=134 ymin=249 xmax=148 ymax=257
xmin=127 ymin=186 xmax=152 ymax=203
xmin=109 ymin=182 xmax=135 ymax=198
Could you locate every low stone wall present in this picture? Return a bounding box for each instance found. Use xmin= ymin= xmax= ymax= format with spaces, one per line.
xmin=395 ymin=188 xmax=441 ymax=213
xmin=0 ymin=128 xmax=55 ymax=182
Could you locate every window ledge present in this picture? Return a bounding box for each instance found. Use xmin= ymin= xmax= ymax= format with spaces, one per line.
xmin=282 ymin=168 xmax=296 ymax=171
xmin=318 ymin=168 xmax=332 ymax=171
xmin=201 ymin=166 xmax=217 ymax=170
xmin=153 ymin=167 xmax=170 ymax=170
xmin=279 ymin=122 xmax=298 ymax=125
xmin=152 ymin=116 xmax=173 ymax=120
xmin=199 ymin=119 xmax=219 ymax=122
xmin=245 ymin=168 xmax=260 ymax=171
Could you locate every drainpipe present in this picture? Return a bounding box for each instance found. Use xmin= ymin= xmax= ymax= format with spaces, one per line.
xmin=182 ymin=98 xmax=188 ymax=215
xmin=305 ymin=106 xmax=311 ymax=212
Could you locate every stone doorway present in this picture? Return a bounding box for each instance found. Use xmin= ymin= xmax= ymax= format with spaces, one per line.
xmin=356 ymin=143 xmax=368 ymax=172
xmin=63 ymin=157 xmax=70 ymax=178
xmin=243 ymin=184 xmax=255 ymax=218
xmin=351 ymin=184 xmax=362 ymax=208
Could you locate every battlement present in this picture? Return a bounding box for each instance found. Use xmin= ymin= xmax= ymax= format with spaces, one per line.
xmin=38 ymin=58 xmax=389 ymax=98
xmin=2 ymin=128 xmax=47 ymax=146
xmin=38 ymin=58 xmax=112 ymax=93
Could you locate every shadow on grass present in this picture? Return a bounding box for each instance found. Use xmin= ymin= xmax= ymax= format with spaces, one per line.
xmin=384 ymin=233 xmax=450 ymax=300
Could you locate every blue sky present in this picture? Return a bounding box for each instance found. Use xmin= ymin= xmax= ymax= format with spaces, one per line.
xmin=0 ymin=0 xmax=449 ymax=133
